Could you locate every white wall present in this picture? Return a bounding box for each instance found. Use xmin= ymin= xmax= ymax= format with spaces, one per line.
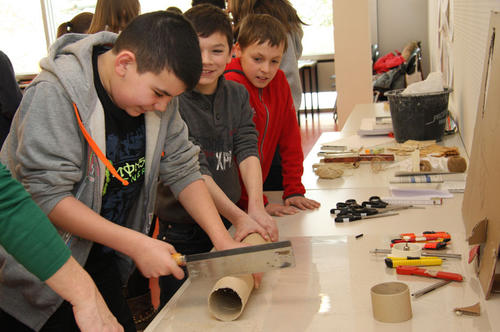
xmin=427 ymin=0 xmax=500 ymax=154
xmin=333 ymin=0 xmax=373 ymax=128
xmin=377 ymin=0 xmax=429 ymax=77
xmin=332 ymin=0 xmax=373 ymax=128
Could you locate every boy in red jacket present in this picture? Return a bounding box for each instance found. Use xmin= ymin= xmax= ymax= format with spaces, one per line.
xmin=225 ymin=13 xmax=320 ymax=216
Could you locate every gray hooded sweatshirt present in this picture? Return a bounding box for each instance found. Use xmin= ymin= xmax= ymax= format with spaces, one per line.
xmin=280 ymin=30 xmax=304 ymax=112
xmin=0 ymin=32 xmax=201 ymax=330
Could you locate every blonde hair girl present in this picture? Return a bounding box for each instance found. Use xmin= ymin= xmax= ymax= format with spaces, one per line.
xmin=87 ymin=0 xmax=140 ymax=34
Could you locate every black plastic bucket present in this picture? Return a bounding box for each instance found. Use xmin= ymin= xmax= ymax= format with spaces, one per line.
xmin=385 ymin=88 xmax=452 ymax=142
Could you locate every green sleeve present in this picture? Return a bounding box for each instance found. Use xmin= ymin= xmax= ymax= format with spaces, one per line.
xmin=0 ymin=163 xmax=71 ymax=281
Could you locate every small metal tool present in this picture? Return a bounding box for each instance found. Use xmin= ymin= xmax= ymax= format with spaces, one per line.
xmin=412 ymin=279 xmax=451 ymax=298
xmin=334 ymin=212 xmax=399 ymax=223
xmin=369 ymin=248 xmax=462 ymax=259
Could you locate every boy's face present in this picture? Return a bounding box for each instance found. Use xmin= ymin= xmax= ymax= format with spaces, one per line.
xmin=111 ymin=51 xmax=186 ymax=117
xmin=235 ymin=41 xmax=284 ymax=89
xmin=196 ymin=32 xmax=232 ymax=95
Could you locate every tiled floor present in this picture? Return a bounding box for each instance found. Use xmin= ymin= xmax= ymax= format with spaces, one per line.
xmin=298 ymin=90 xmax=338 ymax=155
xmin=299 ymin=109 xmax=338 ymax=156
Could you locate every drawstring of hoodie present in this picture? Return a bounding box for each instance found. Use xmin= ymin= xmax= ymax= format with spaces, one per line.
xmin=72 ymin=102 xmax=129 ymax=186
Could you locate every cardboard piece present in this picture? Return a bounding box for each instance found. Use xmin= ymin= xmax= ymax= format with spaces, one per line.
xmin=462 ymin=11 xmax=500 ymax=299
xmin=454 ymin=302 xmax=481 ymax=316
xmin=207 ymin=233 xmax=267 ymax=321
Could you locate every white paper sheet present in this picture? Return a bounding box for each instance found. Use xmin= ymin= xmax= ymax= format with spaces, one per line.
xmin=389 ymin=186 xmax=453 ymax=198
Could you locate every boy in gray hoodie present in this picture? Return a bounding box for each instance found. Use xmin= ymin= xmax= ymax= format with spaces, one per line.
xmin=0 ymin=11 xmax=244 ymax=332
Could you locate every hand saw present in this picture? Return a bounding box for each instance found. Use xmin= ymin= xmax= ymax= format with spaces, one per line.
xmin=172 ymin=240 xmax=295 ymax=279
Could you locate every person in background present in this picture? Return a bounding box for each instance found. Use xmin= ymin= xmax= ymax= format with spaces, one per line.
xmin=229 ymin=0 xmax=304 ymax=111
xmin=191 ymin=0 xmax=226 ymax=9
xmin=0 ymin=11 xmax=244 ymax=331
xmin=156 ymin=4 xmax=275 ymax=307
xmin=0 ymin=163 xmax=123 ymax=332
xmin=0 ymin=50 xmax=22 ymax=149
xmin=57 ymin=12 xmax=94 ymax=38
xmin=166 ymin=6 xmax=183 ymax=14
xmin=87 ymin=0 xmax=140 ymax=34
xmin=224 ymin=14 xmax=320 ymax=216
xmin=229 ymin=0 xmax=306 ymax=190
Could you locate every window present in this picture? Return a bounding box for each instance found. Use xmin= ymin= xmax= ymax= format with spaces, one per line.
xmin=290 ymin=0 xmax=334 ymax=56
xmin=49 ymin=0 xmax=96 ymax=40
xmin=0 ymin=0 xmax=47 ymax=75
xmin=0 ymin=0 xmax=333 ymax=74
xmin=140 ymin=0 xmax=190 ymax=13
xmin=0 ymin=0 xmax=192 ymax=75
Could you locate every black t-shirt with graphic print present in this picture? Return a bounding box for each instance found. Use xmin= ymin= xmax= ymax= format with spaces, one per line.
xmin=92 ymin=46 xmax=146 ymax=229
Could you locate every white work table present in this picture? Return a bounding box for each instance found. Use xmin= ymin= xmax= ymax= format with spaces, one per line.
xmin=146 ymin=233 xmax=492 ymax=331
xmin=146 ymin=104 xmax=499 ymax=331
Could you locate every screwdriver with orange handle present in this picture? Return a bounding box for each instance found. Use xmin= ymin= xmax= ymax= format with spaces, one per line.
xmin=396 ymin=265 xmax=463 ymax=281
xmin=399 ymin=231 xmax=451 ymax=242
xmin=390 ymin=241 xmax=448 ymax=249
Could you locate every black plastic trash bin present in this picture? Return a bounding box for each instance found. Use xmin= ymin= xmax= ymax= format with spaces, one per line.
xmin=385 ymin=88 xmax=452 ymax=143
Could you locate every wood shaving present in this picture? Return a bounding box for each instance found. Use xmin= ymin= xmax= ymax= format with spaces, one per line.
xmin=370 ymin=157 xmax=388 ymax=173
xmin=386 ymin=139 xmax=460 ymax=158
xmin=313 ymin=162 xmax=358 ymax=179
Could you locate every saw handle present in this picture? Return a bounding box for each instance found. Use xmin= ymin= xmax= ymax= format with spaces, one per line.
xmin=172 ymin=253 xmax=186 ymax=266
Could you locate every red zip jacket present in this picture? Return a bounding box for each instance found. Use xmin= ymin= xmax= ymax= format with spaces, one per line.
xmin=225 ymin=57 xmax=305 ymax=209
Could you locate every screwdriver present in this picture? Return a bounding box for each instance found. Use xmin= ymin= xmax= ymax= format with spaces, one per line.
xmin=390 ymin=241 xmax=448 ymax=249
xmin=385 ymin=256 xmax=443 ymax=268
xmin=334 ymin=212 xmax=399 ymax=223
xmin=396 ymin=266 xmax=463 ymax=281
xmin=369 ymin=248 xmax=462 ymax=259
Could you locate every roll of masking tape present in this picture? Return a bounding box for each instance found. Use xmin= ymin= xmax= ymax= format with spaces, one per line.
xmin=391 ymin=242 xmax=421 ymax=258
xmin=371 ymin=282 xmax=412 ymax=323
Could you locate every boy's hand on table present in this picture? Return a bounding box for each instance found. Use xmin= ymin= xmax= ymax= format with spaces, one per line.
xmin=210 ymin=239 xmax=263 ymax=287
xmin=285 ymin=196 xmax=321 ymax=211
xmin=232 ymin=214 xmax=269 ymax=242
xmin=213 ymin=236 xmax=250 ymax=252
xmin=247 ymin=208 xmax=278 ymax=242
xmin=265 ymin=202 xmax=300 ymax=217
xmin=131 ymin=235 xmax=185 ymax=280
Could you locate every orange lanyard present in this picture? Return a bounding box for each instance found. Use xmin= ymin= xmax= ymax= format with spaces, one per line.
xmin=72 ymin=103 xmax=129 ymax=186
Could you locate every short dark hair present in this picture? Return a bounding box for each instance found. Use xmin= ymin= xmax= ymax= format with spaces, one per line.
xmin=113 ymin=11 xmax=202 ymax=90
xmin=191 ymin=0 xmax=225 ymax=9
xmin=237 ymin=14 xmax=287 ymax=52
xmin=184 ymin=4 xmax=233 ymax=50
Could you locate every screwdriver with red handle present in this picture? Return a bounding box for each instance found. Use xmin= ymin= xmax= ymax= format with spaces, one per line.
xmin=396 ymin=265 xmax=463 ymax=281
xmin=390 ymin=241 xmax=448 ymax=249
xmin=399 ymin=231 xmax=451 ymax=242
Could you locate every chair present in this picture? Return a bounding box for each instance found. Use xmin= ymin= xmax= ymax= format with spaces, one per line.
xmin=371 ymin=44 xmax=380 ymax=74
xmin=330 ymin=74 xmax=338 ymax=123
xmin=404 ymin=42 xmax=424 ymax=85
xmin=298 ymin=59 xmax=319 ymax=125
